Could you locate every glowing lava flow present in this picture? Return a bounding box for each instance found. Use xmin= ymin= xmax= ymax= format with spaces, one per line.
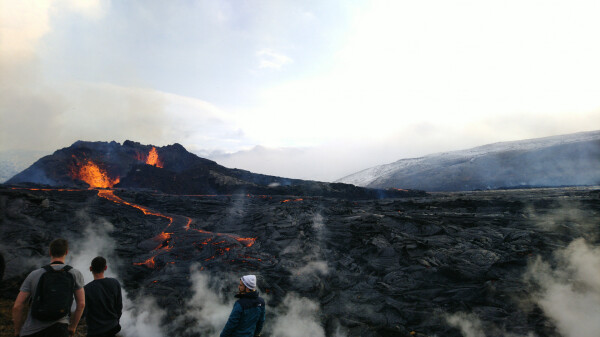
xmin=282 ymin=198 xmax=303 ymax=203
xmin=97 ymin=189 xmax=178 ymax=268
xmin=10 ymin=187 xmax=81 ymax=192
xmin=187 ymin=227 xmax=256 ymax=248
xmin=97 ymin=190 xmax=175 ymax=225
xmin=97 ymin=190 xmax=255 ymax=269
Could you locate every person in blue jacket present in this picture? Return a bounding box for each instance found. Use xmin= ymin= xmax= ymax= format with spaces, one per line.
xmin=220 ymin=275 xmax=265 ymax=337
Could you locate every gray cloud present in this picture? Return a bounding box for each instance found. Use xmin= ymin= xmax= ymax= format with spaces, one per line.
xmin=0 ymin=57 xmax=68 ymax=152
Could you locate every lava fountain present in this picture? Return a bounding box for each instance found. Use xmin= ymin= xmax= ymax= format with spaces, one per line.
xmin=137 ymin=147 xmax=164 ymax=168
xmin=146 ymin=147 xmax=163 ymax=167
xmin=70 ymin=160 xmax=120 ymax=188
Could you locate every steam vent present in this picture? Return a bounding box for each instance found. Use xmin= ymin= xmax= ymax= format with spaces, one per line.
xmin=3 ymin=140 xmax=599 ymax=336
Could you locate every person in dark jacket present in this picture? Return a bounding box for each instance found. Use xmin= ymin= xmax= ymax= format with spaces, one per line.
xmin=220 ymin=275 xmax=265 ymax=337
xmin=83 ymin=257 xmax=122 ymax=337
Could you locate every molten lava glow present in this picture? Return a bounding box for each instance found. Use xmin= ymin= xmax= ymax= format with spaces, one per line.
xmin=21 ymin=187 xmax=260 ymax=270
xmin=154 ymin=232 xmax=174 ymax=251
xmin=236 ymin=237 xmax=256 ymax=247
xmin=134 ymin=255 xmax=156 ymax=268
xmin=156 ymin=232 xmax=171 ymax=241
xmin=146 ymin=147 xmax=163 ymax=168
xmin=282 ymin=198 xmax=303 ymax=203
xmin=71 ymin=161 xmax=120 ymax=188
xmin=97 ymin=190 xmax=174 ymax=226
xmin=10 ymin=187 xmax=80 ymax=192
xmin=188 ymin=228 xmax=256 ymax=247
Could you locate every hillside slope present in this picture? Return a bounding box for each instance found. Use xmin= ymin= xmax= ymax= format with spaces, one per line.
xmin=337 ymin=130 xmax=600 ymax=191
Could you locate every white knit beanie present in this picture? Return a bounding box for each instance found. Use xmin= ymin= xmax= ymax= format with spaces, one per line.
xmin=241 ymin=275 xmax=257 ymax=291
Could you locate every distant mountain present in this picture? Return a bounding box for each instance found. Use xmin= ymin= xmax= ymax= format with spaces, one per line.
xmin=5 ymin=140 xmax=421 ymax=199
xmin=0 ymin=150 xmax=50 ymax=183
xmin=337 ymin=130 xmax=600 ymax=191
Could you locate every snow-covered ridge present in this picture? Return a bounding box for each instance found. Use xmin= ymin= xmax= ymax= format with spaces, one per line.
xmin=337 ymin=130 xmax=600 ymax=187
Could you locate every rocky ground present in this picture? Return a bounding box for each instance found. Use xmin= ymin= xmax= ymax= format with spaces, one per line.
xmin=1 ymin=186 xmax=599 ymax=337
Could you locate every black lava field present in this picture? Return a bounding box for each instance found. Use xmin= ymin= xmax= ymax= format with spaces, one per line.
xmin=1 ymin=186 xmax=599 ymax=337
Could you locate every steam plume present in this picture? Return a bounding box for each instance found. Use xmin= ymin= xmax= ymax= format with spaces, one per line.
xmin=269 ymin=293 xmax=326 ymax=337
xmin=445 ymin=313 xmax=485 ymax=337
xmin=67 ymin=210 xmax=167 ymax=337
xmin=182 ymin=266 xmax=236 ymax=336
xmin=525 ymin=238 xmax=600 ymax=337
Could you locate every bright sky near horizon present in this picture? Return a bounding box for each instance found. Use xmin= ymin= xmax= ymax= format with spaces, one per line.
xmin=1 ymin=0 xmax=600 ymax=181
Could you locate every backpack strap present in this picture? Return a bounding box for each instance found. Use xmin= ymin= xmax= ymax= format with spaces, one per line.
xmin=42 ymin=265 xmax=73 ymax=272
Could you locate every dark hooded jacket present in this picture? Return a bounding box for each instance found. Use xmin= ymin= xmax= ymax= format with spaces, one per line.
xmin=220 ymin=291 xmax=265 ymax=337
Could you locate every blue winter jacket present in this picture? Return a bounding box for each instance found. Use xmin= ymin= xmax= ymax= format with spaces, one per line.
xmin=220 ymin=291 xmax=266 ymax=337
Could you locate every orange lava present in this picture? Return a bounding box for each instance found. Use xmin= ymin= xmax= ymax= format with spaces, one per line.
xmin=146 ymin=147 xmax=163 ymax=168
xmin=70 ymin=160 xmax=120 ymax=188
xmin=97 ymin=190 xmax=174 ymax=226
xmin=188 ymin=228 xmax=256 ymax=247
xmin=282 ymin=198 xmax=303 ymax=203
xmin=134 ymin=255 xmax=156 ymax=268
xmin=236 ymin=237 xmax=256 ymax=247
xmin=10 ymin=187 xmax=81 ymax=192
xmin=18 ymin=185 xmax=260 ymax=270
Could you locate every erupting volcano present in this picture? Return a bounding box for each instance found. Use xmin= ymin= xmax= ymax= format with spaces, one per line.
xmin=6 ymin=140 xmax=421 ymax=199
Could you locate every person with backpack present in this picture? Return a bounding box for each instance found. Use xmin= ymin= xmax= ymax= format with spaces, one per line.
xmin=12 ymin=238 xmax=85 ymax=337
xmin=83 ymin=256 xmax=122 ymax=337
xmin=220 ymin=275 xmax=266 ymax=337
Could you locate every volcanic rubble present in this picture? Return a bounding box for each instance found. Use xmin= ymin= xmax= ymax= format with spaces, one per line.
xmin=1 ymin=186 xmax=599 ymax=336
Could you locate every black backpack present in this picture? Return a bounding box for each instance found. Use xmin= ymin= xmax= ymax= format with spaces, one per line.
xmin=30 ymin=265 xmax=75 ymax=321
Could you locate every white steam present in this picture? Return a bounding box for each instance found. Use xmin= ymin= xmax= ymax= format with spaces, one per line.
xmin=445 ymin=313 xmax=485 ymax=337
xmin=447 ymin=237 xmax=600 ymax=337
xmin=120 ymin=297 xmax=166 ymax=337
xmin=526 ymin=238 xmax=600 ymax=337
xmin=65 ymin=210 xmax=339 ymax=337
xmin=270 ymin=293 xmax=326 ymax=337
xmin=69 ymin=210 xmax=117 ymax=282
xmin=527 ymin=200 xmax=597 ymax=241
xmin=292 ymin=261 xmax=328 ymax=275
xmin=184 ymin=267 xmax=339 ymax=337
xmin=67 ymin=211 xmax=167 ymax=337
xmin=182 ymin=266 xmax=236 ymax=337
xmin=445 ymin=312 xmax=536 ymax=337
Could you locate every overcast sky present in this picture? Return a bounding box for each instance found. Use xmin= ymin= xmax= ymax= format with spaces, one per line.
xmin=1 ymin=0 xmax=599 ymax=181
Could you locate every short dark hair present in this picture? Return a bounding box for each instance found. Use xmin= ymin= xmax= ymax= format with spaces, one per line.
xmin=90 ymin=256 xmax=107 ymax=274
xmin=49 ymin=239 xmax=69 ymax=257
